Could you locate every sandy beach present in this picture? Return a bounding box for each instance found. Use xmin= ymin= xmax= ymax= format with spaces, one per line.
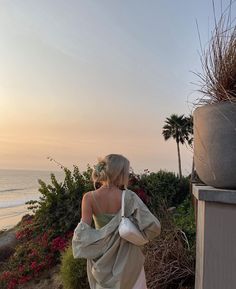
xmin=0 ymin=204 xmax=32 ymax=231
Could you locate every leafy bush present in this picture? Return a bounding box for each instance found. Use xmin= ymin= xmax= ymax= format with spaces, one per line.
xmin=173 ymin=196 xmax=196 ymax=252
xmin=28 ymin=166 xmax=190 ymax=236
xmin=138 ymin=170 xmax=190 ymax=216
xmin=0 ymin=216 xmax=73 ymax=289
xmin=128 ymin=170 xmax=151 ymax=204
xmin=60 ymin=246 xmax=89 ymax=289
xmin=26 ymin=165 xmax=94 ymax=236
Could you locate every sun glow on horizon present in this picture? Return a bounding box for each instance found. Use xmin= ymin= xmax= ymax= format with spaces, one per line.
xmin=2 ymin=0 xmax=226 ymax=174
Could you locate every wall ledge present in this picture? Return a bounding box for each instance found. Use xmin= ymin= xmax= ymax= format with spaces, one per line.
xmin=192 ymin=184 xmax=236 ymax=204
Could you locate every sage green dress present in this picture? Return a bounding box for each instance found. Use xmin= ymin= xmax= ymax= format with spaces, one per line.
xmin=91 ymin=191 xmax=116 ymax=230
xmin=93 ymin=213 xmax=115 ymax=229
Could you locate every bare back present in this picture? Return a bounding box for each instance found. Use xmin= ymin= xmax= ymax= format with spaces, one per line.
xmin=90 ymin=187 xmax=123 ymax=216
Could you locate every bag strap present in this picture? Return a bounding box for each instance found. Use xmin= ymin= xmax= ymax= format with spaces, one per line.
xmin=121 ymin=190 xmax=126 ymax=217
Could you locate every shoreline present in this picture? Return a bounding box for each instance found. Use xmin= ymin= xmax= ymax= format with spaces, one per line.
xmin=0 ymin=204 xmax=33 ymax=231
xmin=0 ymin=224 xmax=18 ymax=235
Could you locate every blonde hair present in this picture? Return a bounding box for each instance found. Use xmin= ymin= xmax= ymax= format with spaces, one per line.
xmin=92 ymin=154 xmax=130 ymax=189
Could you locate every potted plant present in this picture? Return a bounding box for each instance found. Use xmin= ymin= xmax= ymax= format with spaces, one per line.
xmin=193 ymin=3 xmax=236 ymax=189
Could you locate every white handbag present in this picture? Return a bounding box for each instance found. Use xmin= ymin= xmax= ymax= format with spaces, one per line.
xmin=118 ymin=190 xmax=148 ymax=246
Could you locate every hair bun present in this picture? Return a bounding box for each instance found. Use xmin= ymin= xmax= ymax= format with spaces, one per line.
xmin=93 ymin=161 xmax=106 ymax=174
xmin=92 ymin=154 xmax=130 ymax=190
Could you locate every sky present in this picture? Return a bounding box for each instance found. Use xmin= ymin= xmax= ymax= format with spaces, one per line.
xmin=0 ymin=0 xmax=235 ymax=174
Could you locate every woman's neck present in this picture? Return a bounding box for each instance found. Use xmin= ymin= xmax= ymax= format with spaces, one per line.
xmin=100 ymin=183 xmax=118 ymax=189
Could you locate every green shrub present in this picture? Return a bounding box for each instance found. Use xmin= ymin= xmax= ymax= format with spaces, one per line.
xmin=140 ymin=170 xmax=190 ymax=216
xmin=0 ymin=215 xmax=74 ymax=289
xmin=26 ymin=165 xmax=94 ymax=236
xmin=173 ymin=196 xmax=196 ymax=252
xmin=60 ymin=246 xmax=89 ymax=289
xmin=27 ymin=167 xmax=191 ymax=235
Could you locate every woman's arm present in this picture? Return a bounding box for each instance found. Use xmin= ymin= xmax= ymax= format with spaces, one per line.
xmin=81 ymin=192 xmax=93 ymax=226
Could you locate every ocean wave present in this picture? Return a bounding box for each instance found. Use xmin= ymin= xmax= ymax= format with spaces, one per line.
xmin=0 ymin=209 xmax=30 ymax=220
xmin=0 ymin=188 xmax=28 ymax=193
xmin=0 ymin=198 xmax=40 ymax=209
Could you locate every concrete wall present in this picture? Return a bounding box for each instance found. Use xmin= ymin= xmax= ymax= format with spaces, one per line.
xmin=193 ymin=185 xmax=236 ymax=289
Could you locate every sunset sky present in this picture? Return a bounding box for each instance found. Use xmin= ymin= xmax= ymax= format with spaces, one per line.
xmin=1 ymin=0 xmax=234 ymax=174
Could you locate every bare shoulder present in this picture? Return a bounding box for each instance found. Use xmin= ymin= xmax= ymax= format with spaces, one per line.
xmin=81 ymin=191 xmax=93 ymax=225
xmin=82 ymin=191 xmax=93 ymax=202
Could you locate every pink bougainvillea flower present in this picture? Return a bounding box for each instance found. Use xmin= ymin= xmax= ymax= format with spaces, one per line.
xmin=7 ymin=278 xmax=18 ymax=289
xmin=18 ymin=265 xmax=25 ymax=273
xmin=0 ymin=271 xmax=12 ymax=281
xmin=51 ymin=236 xmax=67 ymax=252
xmin=29 ymin=248 xmax=39 ymax=258
xmin=30 ymin=261 xmax=37 ymax=270
xmin=18 ymin=275 xmax=31 ymax=284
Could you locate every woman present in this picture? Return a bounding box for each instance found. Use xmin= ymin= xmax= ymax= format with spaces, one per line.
xmin=72 ymin=154 xmax=161 ymax=289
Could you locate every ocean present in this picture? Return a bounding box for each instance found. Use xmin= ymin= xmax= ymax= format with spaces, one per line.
xmin=0 ymin=169 xmax=65 ymax=231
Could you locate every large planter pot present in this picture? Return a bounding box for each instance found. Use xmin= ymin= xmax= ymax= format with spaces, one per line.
xmin=193 ymin=101 xmax=236 ymax=189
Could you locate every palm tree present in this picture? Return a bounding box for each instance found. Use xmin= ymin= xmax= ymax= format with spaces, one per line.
xmin=184 ymin=115 xmax=193 ymax=147
xmin=162 ymin=114 xmax=193 ymax=179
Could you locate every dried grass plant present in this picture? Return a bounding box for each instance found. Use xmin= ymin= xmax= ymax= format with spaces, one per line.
xmin=144 ymin=210 xmax=195 ymax=289
xmin=194 ymin=0 xmax=236 ymax=105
